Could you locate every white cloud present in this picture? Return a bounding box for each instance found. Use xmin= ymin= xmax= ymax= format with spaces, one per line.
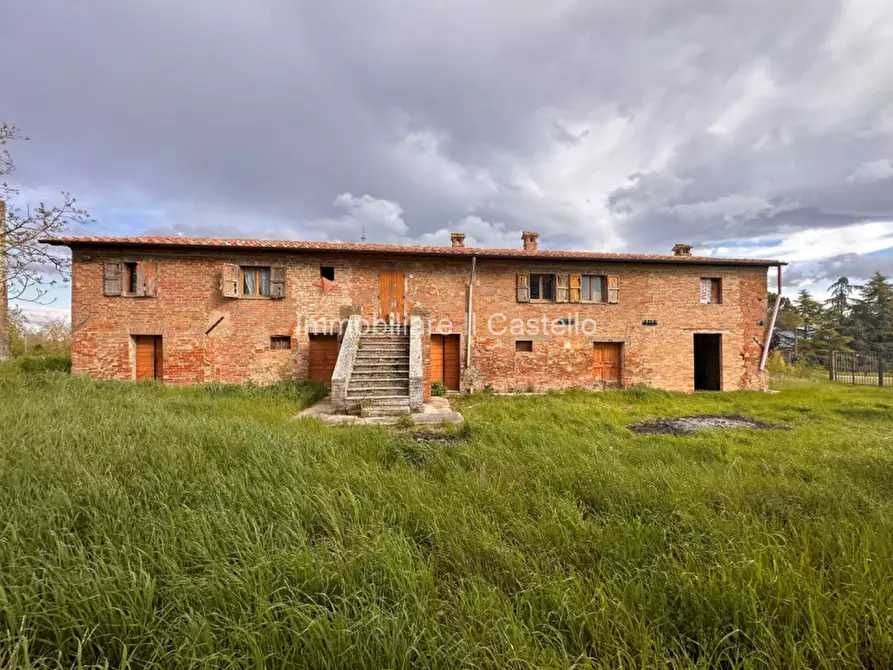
xmin=845 ymin=158 xmax=893 ymax=183
xmin=715 ymin=221 xmax=893 ymax=262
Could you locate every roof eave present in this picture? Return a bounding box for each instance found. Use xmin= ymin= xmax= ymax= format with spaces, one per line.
xmin=39 ymin=238 xmax=784 ymax=266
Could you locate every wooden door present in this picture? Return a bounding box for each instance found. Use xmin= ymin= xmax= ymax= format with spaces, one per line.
xmin=430 ymin=334 xmax=460 ymax=390
xmin=430 ymin=335 xmax=444 ymax=384
xmin=135 ymin=335 xmax=162 ymax=381
xmin=309 ymin=334 xmax=340 ymax=385
xmin=443 ymin=335 xmax=460 ymax=391
xmin=379 ymin=270 xmax=405 ymax=323
xmin=593 ymin=342 xmax=622 ymax=384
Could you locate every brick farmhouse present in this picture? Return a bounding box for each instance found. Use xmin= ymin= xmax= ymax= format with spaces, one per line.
xmin=44 ymin=233 xmax=783 ymax=408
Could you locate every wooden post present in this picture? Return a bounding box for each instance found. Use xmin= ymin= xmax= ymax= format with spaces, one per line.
xmin=830 ymin=350 xmax=836 ymax=381
xmin=852 ymin=354 xmax=856 ymax=386
xmin=879 ymin=354 xmax=885 ymax=388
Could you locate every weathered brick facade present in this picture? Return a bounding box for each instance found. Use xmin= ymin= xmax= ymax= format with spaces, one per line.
xmin=52 ymin=235 xmax=779 ymax=394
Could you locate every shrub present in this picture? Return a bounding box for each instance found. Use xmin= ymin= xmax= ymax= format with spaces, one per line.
xmin=13 ymin=354 xmax=71 ymax=374
xmin=766 ymin=350 xmax=787 ymax=374
xmin=431 ymin=380 xmax=446 ymax=396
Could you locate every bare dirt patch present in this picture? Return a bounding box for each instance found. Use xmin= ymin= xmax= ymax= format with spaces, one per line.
xmin=629 ymin=414 xmax=786 ymax=436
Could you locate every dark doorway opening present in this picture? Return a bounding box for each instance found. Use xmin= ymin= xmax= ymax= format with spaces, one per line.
xmin=693 ymin=334 xmax=721 ymax=391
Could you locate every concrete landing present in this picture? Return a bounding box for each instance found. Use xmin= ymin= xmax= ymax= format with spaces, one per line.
xmin=294 ymin=396 xmax=464 ymax=426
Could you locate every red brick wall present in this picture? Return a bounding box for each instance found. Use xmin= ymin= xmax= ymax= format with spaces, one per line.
xmin=69 ymin=247 xmax=768 ymax=392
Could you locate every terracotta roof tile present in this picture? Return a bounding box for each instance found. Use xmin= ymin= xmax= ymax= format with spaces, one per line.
xmin=40 ymin=235 xmax=784 ymax=266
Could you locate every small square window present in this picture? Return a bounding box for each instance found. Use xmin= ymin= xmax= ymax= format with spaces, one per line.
xmin=320 ymin=266 xmax=335 ymax=281
xmin=270 ymin=336 xmax=291 ymax=350
xmin=515 ymin=340 xmax=533 ymax=352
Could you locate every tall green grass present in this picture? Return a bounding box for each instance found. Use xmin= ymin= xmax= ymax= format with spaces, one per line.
xmin=1 ymin=370 xmax=892 ymax=668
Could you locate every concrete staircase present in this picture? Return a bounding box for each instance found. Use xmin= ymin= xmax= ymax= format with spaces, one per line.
xmin=346 ymin=325 xmax=411 ymax=417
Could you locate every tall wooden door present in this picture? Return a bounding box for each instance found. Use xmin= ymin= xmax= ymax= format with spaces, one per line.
xmin=593 ymin=342 xmax=622 ymax=384
xmin=135 ymin=335 xmax=163 ymax=381
xmin=430 ymin=334 xmax=460 ymax=390
xmin=379 ymin=270 xmax=405 ymax=323
xmin=309 ymin=334 xmax=340 ymax=386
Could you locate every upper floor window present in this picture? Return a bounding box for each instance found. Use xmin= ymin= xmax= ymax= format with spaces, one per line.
xmin=241 ymin=266 xmax=271 ymax=297
xmin=700 ymin=278 xmax=722 ymax=304
xmin=529 ymin=274 xmax=555 ymax=301
xmin=103 ymin=260 xmax=159 ymax=297
xmin=517 ymin=272 xmax=619 ymax=304
xmin=581 ymin=275 xmax=606 ymax=302
xmin=124 ymin=262 xmax=138 ymax=295
xmin=221 ymin=263 xmax=285 ymax=299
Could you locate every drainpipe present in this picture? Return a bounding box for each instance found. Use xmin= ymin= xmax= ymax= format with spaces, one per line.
xmin=466 ymin=256 xmax=476 ymax=369
xmin=759 ymin=264 xmax=783 ymax=371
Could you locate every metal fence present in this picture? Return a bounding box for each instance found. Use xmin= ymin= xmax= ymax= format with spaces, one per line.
xmin=830 ymin=350 xmax=892 ymax=387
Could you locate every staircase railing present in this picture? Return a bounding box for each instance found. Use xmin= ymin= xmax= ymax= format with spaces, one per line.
xmin=331 ymin=314 xmax=362 ymax=410
xmin=408 ymin=315 xmax=424 ymax=411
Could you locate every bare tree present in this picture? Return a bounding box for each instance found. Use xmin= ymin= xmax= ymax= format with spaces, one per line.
xmin=1 ymin=124 xmax=91 ymax=360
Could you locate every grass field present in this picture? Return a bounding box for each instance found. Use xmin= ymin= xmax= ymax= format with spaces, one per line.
xmin=1 ymin=365 xmax=893 ymax=668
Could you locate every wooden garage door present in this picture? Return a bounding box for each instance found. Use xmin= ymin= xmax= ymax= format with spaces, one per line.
xmin=593 ymin=342 xmax=622 ymax=384
xmin=135 ymin=335 xmax=163 ymax=381
xmin=309 ymin=334 xmax=340 ymax=386
xmin=430 ymin=334 xmax=460 ymax=391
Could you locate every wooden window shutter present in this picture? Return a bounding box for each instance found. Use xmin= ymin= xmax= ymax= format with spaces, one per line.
xmin=569 ymin=275 xmax=582 ymax=302
xmin=221 ymin=263 xmax=240 ymax=298
xmin=556 ymin=274 xmax=570 ymax=303
xmin=134 ymin=263 xmax=148 ymax=297
xmin=607 ymin=275 xmax=620 ymax=303
xmin=516 ymin=273 xmax=530 ymax=302
xmin=103 ymin=262 xmax=122 ymax=296
xmin=143 ymin=262 xmax=159 ymax=297
xmin=270 ymin=266 xmax=286 ymax=299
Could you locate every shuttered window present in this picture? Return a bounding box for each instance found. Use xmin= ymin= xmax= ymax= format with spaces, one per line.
xmin=104 ymin=260 xmax=158 ymax=297
xmin=581 ymin=275 xmax=605 ymax=302
xmin=529 ymin=274 xmax=555 ymax=301
xmin=242 ymin=267 xmax=271 ymax=296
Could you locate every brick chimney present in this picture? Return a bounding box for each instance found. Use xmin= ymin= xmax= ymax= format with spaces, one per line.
xmin=672 ymin=243 xmax=692 ymax=257
xmin=521 ymin=231 xmax=539 ymax=252
xmin=450 ymin=232 xmax=466 ymax=248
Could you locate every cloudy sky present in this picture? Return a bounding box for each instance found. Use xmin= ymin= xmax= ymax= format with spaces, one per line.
xmin=3 ymin=0 xmax=893 ymax=320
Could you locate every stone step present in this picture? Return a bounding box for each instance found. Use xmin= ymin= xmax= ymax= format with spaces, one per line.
xmin=352 ymin=363 xmax=410 ymax=371
xmin=359 ymin=337 xmax=409 ymax=344
xmin=355 ymin=395 xmax=414 ymax=406
xmin=348 ymin=378 xmax=409 ymax=390
xmin=349 ymin=373 xmax=410 ymax=382
xmin=358 ymin=343 xmax=409 ymax=350
xmin=347 ymin=384 xmax=410 ymax=395
xmin=346 ymin=387 xmax=411 ymax=399
xmin=360 ymin=405 xmax=411 ymax=418
xmin=355 ymin=353 xmax=409 ymax=360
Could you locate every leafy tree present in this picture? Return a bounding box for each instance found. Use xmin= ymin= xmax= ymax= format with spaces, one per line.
xmin=1 ymin=124 xmax=91 ymax=361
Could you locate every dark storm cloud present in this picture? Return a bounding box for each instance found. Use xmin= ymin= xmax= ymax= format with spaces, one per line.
xmin=2 ymin=0 xmax=892 ymax=261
